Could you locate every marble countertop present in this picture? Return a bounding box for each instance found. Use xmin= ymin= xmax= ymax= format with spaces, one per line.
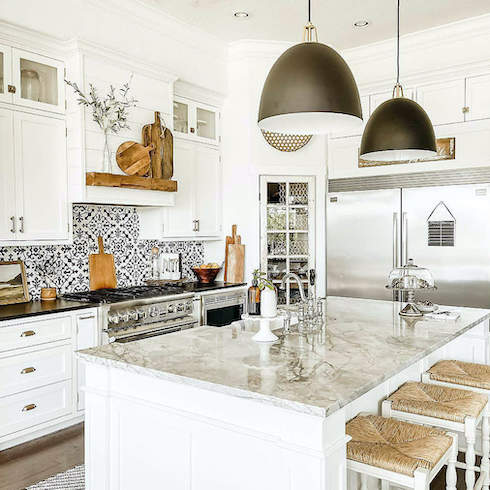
xmin=78 ymin=296 xmax=490 ymax=417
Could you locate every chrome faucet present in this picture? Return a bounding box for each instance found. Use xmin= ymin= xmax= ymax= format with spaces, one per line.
xmin=280 ymin=273 xmax=307 ymax=302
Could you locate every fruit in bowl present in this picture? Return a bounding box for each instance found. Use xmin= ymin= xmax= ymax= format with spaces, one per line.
xmin=192 ymin=263 xmax=221 ymax=283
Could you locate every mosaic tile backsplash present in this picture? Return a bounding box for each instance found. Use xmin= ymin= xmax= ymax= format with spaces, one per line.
xmin=0 ymin=205 xmax=204 ymax=300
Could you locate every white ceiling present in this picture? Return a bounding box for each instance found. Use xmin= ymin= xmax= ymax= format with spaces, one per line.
xmin=143 ymin=0 xmax=490 ymax=49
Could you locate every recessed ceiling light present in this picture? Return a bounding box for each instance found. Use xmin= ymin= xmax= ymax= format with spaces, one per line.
xmin=354 ymin=20 xmax=369 ymax=28
xmin=234 ymin=11 xmax=249 ymax=18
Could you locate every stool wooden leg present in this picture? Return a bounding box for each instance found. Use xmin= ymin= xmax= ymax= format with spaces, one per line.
xmin=465 ymin=418 xmax=476 ymax=490
xmin=446 ymin=433 xmax=457 ymax=490
xmin=482 ymin=408 xmax=490 ymax=490
xmin=360 ymin=473 xmax=368 ymax=490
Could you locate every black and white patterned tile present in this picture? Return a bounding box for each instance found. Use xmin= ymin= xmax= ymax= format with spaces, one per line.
xmin=0 ymin=205 xmax=204 ymax=300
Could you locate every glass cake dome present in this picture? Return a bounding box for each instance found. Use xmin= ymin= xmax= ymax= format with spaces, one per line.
xmin=387 ymin=259 xmax=436 ymax=317
xmin=387 ymin=258 xmax=435 ymax=290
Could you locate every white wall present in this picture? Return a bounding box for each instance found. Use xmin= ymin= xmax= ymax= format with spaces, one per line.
xmin=0 ymin=0 xmax=227 ymax=93
xmin=205 ymin=41 xmax=327 ymax=295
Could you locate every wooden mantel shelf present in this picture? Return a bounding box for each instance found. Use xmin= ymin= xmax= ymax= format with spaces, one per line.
xmin=86 ymin=172 xmax=178 ymax=192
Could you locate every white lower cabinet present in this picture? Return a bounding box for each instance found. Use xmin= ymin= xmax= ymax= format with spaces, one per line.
xmin=0 ymin=307 xmax=99 ymax=450
xmin=0 ymin=108 xmax=69 ymax=244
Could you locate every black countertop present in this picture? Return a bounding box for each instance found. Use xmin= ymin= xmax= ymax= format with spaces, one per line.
xmin=0 ymin=299 xmax=99 ymax=323
xmin=178 ymin=282 xmax=247 ymax=293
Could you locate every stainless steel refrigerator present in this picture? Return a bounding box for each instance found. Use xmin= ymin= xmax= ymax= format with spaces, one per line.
xmin=326 ymin=183 xmax=490 ymax=308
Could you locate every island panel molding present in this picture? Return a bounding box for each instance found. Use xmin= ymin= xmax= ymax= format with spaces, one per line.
xmin=0 ymin=204 xmax=204 ymax=299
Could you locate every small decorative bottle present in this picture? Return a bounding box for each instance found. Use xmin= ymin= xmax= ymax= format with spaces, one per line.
xmin=248 ymin=271 xmax=261 ymax=316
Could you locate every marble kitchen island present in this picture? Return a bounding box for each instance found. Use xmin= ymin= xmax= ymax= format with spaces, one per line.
xmin=78 ymin=297 xmax=490 ymax=490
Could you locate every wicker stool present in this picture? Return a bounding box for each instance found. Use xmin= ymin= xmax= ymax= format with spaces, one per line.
xmin=382 ymin=382 xmax=489 ymax=490
xmin=422 ymin=360 xmax=490 ymax=490
xmin=346 ymin=414 xmax=457 ymax=490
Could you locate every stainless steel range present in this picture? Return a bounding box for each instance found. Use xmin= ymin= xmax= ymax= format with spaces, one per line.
xmin=63 ymin=286 xmax=199 ymax=343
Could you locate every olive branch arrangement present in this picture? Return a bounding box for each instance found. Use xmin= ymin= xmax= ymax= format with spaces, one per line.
xmin=65 ymin=78 xmax=137 ymax=135
xmin=252 ymin=269 xmax=275 ymax=290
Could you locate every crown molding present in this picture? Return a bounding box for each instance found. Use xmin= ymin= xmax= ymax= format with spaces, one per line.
xmin=174 ymin=80 xmax=225 ymax=107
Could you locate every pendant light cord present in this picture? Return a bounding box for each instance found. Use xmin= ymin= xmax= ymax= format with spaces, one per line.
xmin=396 ymin=0 xmax=400 ymax=85
xmin=308 ymin=0 xmax=311 ymax=23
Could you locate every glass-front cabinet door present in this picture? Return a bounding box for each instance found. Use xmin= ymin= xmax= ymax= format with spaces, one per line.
xmin=11 ymin=48 xmax=65 ymax=113
xmin=260 ymin=176 xmax=316 ymax=305
xmin=173 ymin=96 xmax=219 ymax=145
xmin=0 ymin=43 xmax=12 ymax=104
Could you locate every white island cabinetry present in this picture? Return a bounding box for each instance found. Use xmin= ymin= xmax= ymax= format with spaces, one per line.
xmin=80 ymin=297 xmax=490 ymax=489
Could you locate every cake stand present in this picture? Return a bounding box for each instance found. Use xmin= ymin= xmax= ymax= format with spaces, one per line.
xmin=241 ymin=313 xmax=279 ymax=342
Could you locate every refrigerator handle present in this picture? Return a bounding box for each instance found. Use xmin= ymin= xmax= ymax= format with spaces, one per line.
xmin=393 ymin=212 xmax=400 ymax=268
xmin=402 ymin=212 xmax=408 ymax=266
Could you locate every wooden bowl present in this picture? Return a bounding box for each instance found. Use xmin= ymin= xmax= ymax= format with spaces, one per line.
xmin=192 ymin=267 xmax=221 ymax=284
xmin=41 ymin=287 xmax=57 ymax=301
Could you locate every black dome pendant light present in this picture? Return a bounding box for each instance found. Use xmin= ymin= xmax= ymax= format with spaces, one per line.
xmin=360 ymin=0 xmax=437 ymax=161
xmin=257 ymin=0 xmax=363 ymax=135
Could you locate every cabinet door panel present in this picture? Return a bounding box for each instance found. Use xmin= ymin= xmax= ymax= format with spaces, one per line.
xmin=165 ymin=139 xmax=196 ymax=237
xmin=12 ymin=49 xmax=65 ymax=114
xmin=14 ymin=112 xmax=68 ymax=241
xmin=466 ymin=74 xmax=490 ymax=121
xmin=195 ymin=146 xmax=221 ymax=237
xmin=0 ymin=44 xmax=12 ymax=104
xmin=415 ymin=79 xmax=465 ymax=125
xmin=0 ymin=108 xmax=15 ymax=241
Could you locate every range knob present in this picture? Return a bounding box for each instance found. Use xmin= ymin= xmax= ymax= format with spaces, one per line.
xmin=128 ymin=309 xmax=138 ymax=321
xmin=118 ymin=311 xmax=129 ymax=323
xmin=108 ymin=313 xmax=119 ymax=324
xmin=177 ymin=303 xmax=184 ymax=312
xmin=167 ymin=304 xmax=175 ymax=314
xmin=136 ymin=308 xmax=147 ymax=320
xmin=149 ymin=306 xmax=160 ymax=318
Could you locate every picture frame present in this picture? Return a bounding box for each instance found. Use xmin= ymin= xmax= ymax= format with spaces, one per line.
xmin=0 ymin=261 xmax=30 ymax=305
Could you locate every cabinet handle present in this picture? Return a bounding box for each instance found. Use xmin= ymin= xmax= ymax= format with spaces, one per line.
xmin=7 ymin=85 xmax=16 ymax=94
xmin=10 ymin=216 xmax=16 ymax=233
xmin=21 ymin=367 xmax=36 ymax=375
xmin=22 ymin=403 xmax=36 ymax=412
xmin=20 ymin=330 xmax=36 ymax=337
xmin=78 ymin=315 xmax=95 ymax=321
xmin=196 ymin=219 xmax=200 ymax=232
xmin=19 ymin=216 xmax=24 ymax=233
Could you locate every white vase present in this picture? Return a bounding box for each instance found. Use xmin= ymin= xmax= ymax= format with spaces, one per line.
xmin=102 ymin=130 xmax=112 ymax=173
xmin=261 ymin=287 xmax=277 ymax=318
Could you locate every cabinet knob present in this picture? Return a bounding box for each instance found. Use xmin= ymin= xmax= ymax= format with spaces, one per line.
xmin=462 ymin=106 xmax=470 ymax=114
xmin=190 ymin=127 xmax=195 ymax=133
xmin=21 ymin=367 xmax=36 ymax=375
xmin=20 ymin=330 xmax=36 ymax=337
xmin=7 ymin=85 xmax=16 ymax=94
xmin=22 ymin=403 xmax=36 ymax=412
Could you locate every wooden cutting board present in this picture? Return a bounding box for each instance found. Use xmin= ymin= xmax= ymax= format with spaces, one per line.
xmin=116 ymin=141 xmax=153 ymax=176
xmin=225 ymin=224 xmax=245 ymax=283
xmin=89 ymin=236 xmax=117 ymax=290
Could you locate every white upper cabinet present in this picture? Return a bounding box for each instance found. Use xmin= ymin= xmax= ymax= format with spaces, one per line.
xmin=173 ymin=96 xmax=220 ymax=145
xmin=0 ymin=109 xmax=15 ymax=241
xmin=11 ymin=49 xmax=65 ymax=114
xmin=0 ymin=43 xmax=12 ymax=104
xmin=164 ymin=139 xmax=196 ymax=237
xmin=415 ymin=79 xmax=465 ymax=126
xmin=14 ymin=112 xmax=68 ymax=241
xmin=465 ymin=74 xmax=490 ymax=122
xmin=0 ymin=110 xmax=69 ymax=243
xmin=194 ymin=145 xmax=221 ymax=237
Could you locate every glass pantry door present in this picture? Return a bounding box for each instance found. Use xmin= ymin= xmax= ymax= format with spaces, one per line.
xmin=260 ymin=176 xmax=316 ymax=304
xmin=11 ymin=48 xmax=65 ymax=113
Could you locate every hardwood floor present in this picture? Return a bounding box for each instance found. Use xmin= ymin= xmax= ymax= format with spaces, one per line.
xmin=0 ymin=424 xmax=84 ymax=490
xmin=0 ymin=423 xmax=473 ymax=489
